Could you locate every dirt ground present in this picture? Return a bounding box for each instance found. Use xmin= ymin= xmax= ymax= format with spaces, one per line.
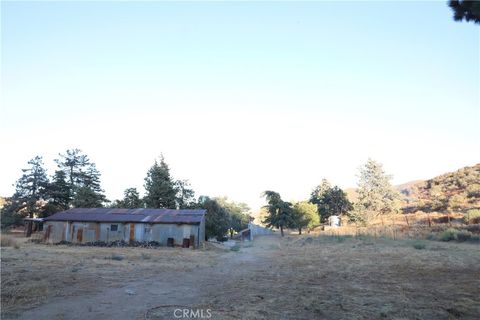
xmin=1 ymin=235 xmax=479 ymax=320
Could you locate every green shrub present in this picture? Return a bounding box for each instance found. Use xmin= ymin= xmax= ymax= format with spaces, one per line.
xmin=464 ymin=209 xmax=480 ymax=224
xmin=455 ymin=230 xmax=472 ymax=242
xmin=230 ymin=245 xmax=240 ymax=252
xmin=439 ymin=228 xmax=458 ymax=242
xmin=412 ymin=242 xmax=426 ymax=250
xmin=469 ymin=234 xmax=480 ymax=242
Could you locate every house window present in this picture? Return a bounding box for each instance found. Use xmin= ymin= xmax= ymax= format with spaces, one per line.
xmin=110 ymin=224 xmax=118 ymax=231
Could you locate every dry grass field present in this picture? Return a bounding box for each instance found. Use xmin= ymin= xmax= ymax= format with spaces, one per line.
xmin=1 ymin=234 xmax=479 ymax=319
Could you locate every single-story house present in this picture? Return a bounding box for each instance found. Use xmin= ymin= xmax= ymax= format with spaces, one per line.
xmin=43 ymin=208 xmax=206 ymax=248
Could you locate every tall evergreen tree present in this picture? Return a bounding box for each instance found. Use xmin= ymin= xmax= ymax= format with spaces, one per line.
xmin=12 ymin=156 xmax=49 ymax=218
xmin=45 ymin=170 xmax=72 ymax=211
xmin=448 ymin=0 xmax=480 ymax=24
xmin=118 ymin=187 xmax=143 ymax=208
xmin=72 ymin=186 xmax=105 ymax=208
xmin=55 ymin=149 xmax=106 ymax=206
xmin=174 ymin=179 xmax=196 ymax=209
xmin=143 ymin=156 xmax=177 ymax=208
xmin=354 ymin=159 xmax=401 ymax=221
xmin=262 ymin=191 xmax=293 ymax=237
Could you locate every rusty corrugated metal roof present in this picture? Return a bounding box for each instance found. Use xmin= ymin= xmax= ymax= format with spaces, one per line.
xmin=43 ymin=208 xmax=206 ymax=224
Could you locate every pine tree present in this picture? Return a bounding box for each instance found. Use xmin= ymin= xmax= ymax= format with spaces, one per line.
xmin=174 ymin=179 xmax=196 ymax=209
xmin=144 ymin=156 xmax=177 ymax=208
xmin=55 ymin=149 xmax=106 ymax=206
xmin=12 ymin=156 xmax=49 ymax=218
xmin=448 ymin=0 xmax=480 ymax=24
xmin=354 ymin=159 xmax=401 ymax=222
xmin=120 ymin=188 xmax=143 ymax=208
xmin=72 ymin=186 xmax=105 ymax=208
xmin=45 ymin=170 xmax=72 ymax=211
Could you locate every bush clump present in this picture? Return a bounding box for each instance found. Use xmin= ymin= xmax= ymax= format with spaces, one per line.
xmin=1 ymin=234 xmax=20 ymax=249
xmin=412 ymin=242 xmax=426 ymax=250
xmin=439 ymin=228 xmax=458 ymax=242
xmin=464 ymin=209 xmax=480 ymax=224
xmin=455 ymin=230 xmax=473 ymax=242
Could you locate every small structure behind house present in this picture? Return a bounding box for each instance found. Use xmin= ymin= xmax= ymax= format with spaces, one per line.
xmin=42 ymin=208 xmax=206 ymax=248
xmin=328 ymin=215 xmax=341 ymax=227
xmin=235 ymin=221 xmax=274 ymax=241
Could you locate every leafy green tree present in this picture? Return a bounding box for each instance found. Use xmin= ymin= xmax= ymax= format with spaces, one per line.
xmin=310 ymin=179 xmax=332 ymax=221
xmin=215 ymin=197 xmax=251 ymax=236
xmin=327 ymin=186 xmax=353 ymax=217
xmin=292 ymin=201 xmax=319 ymax=234
xmin=72 ymin=186 xmax=105 ymax=208
xmin=262 ymin=191 xmax=294 ymax=237
xmin=354 ymin=159 xmax=401 ymax=222
xmin=55 ymin=149 xmax=106 ymax=205
xmin=143 ymin=156 xmax=177 ymax=208
xmin=310 ymin=180 xmax=352 ymax=222
xmin=448 ymin=0 xmax=480 ymax=24
xmin=197 ymin=196 xmax=230 ymax=240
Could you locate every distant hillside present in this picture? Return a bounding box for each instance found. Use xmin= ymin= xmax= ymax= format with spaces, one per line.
xmin=346 ymin=164 xmax=480 ymax=213
xmin=401 ymin=163 xmax=480 ymax=213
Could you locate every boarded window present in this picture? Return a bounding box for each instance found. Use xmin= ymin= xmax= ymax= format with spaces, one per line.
xmin=110 ymin=224 xmax=118 ymax=231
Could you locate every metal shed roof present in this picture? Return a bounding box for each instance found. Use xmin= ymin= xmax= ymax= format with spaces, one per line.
xmin=43 ymin=208 xmax=206 ymax=224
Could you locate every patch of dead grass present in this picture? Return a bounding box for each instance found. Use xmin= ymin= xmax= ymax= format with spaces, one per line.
xmin=1 ymin=241 xmax=220 ymax=315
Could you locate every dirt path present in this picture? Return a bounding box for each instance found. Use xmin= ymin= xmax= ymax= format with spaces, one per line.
xmin=5 ymin=238 xmax=275 ymax=320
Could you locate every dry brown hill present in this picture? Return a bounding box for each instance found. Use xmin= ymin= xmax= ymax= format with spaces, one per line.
xmin=345 ymin=164 xmax=480 ymax=213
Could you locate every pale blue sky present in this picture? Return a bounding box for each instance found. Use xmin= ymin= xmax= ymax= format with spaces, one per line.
xmin=1 ymin=1 xmax=479 ymax=210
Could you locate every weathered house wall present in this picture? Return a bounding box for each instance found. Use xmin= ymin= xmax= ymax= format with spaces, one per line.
xmin=248 ymin=222 xmax=274 ymax=239
xmin=44 ymin=221 xmax=67 ymax=244
xmin=150 ymin=224 xmax=201 ymax=247
xmin=44 ymin=220 xmax=204 ymax=247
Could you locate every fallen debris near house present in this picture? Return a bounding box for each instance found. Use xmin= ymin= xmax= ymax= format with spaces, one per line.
xmin=54 ymin=240 xmax=167 ymax=248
